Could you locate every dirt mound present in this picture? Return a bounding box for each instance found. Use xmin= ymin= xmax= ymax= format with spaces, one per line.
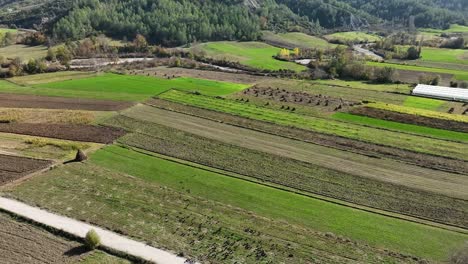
xmin=0 ymin=93 xmax=134 ymax=111
xmin=0 ymin=123 xmax=126 ymax=144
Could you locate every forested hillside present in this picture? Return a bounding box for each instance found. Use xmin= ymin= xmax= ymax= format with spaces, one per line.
xmin=0 ymin=0 xmax=466 ymax=46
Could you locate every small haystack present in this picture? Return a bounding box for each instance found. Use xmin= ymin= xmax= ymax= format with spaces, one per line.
xmin=75 ymin=149 xmax=88 ymax=162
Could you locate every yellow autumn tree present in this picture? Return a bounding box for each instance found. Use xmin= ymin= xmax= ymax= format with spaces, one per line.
xmin=293 ymin=47 xmax=300 ymax=57
xmin=278 ymin=48 xmax=290 ymax=58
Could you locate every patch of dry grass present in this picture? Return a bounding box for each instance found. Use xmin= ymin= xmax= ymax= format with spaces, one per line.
xmin=0 ymin=108 xmax=95 ymax=124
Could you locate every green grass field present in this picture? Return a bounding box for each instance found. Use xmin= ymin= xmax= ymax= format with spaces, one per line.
xmin=422 ymin=24 xmax=468 ymax=34
xmin=0 ymin=28 xmax=17 ymax=33
xmin=191 ymin=41 xmax=307 ymax=72
xmin=159 ymin=90 xmax=468 ymax=160
xmin=403 ymin=96 xmax=446 ymax=110
xmin=324 ymin=31 xmax=381 ymax=43
xmin=333 ymin=112 xmax=468 ymax=142
xmin=0 ymin=44 xmax=48 ymax=62
xmin=10 ymin=71 xmax=98 ymax=86
xmin=261 ymin=31 xmax=333 ymax=49
xmin=368 ymin=102 xmax=468 ymax=123
xmin=420 ymin=47 xmax=468 ymax=65
xmin=86 ymin=145 xmax=468 ymax=261
xmin=367 ymin=61 xmax=468 ymax=80
xmin=0 ymin=73 xmax=249 ymax=101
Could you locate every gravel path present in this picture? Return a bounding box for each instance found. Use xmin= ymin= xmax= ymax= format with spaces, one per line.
xmin=0 ymin=197 xmax=189 ymax=264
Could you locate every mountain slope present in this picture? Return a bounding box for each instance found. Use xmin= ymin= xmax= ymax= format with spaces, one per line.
xmin=0 ymin=0 xmax=466 ymax=45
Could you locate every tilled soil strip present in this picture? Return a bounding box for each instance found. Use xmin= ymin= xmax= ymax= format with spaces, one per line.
xmin=0 ymin=93 xmax=134 ymax=111
xmin=0 ymin=154 xmax=52 ymax=185
xmin=351 ymin=106 xmax=468 ymax=133
xmin=148 ymin=98 xmax=468 ymax=175
xmin=0 ymin=123 xmax=126 ymax=144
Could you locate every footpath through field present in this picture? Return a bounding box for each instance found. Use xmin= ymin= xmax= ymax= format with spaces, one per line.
xmin=0 ymin=197 xmax=189 ymax=264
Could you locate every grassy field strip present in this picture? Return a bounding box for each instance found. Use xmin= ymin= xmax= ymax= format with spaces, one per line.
xmin=86 ymin=145 xmax=468 ymax=261
xmin=403 ymin=96 xmax=446 ymax=110
xmin=122 ymin=144 xmax=468 ymax=235
xmin=9 ymin=71 xmax=98 ymax=86
xmin=368 ymin=102 xmax=468 ymax=123
xmin=0 ymin=73 xmax=249 ymax=101
xmin=421 ymin=24 xmax=468 ymax=34
xmin=420 ymin=47 xmax=468 ymax=65
xmin=158 ymin=90 xmax=468 ymax=160
xmin=311 ymin=79 xmax=412 ymax=93
xmin=191 ymin=41 xmax=307 ymax=72
xmin=367 ymin=61 xmax=468 ymax=80
xmin=332 ymin=112 xmax=468 ymax=143
xmin=261 ymin=31 xmax=334 ymax=49
xmin=116 ymin=105 xmax=468 ymax=200
xmin=324 ymin=32 xmax=381 ymax=43
xmin=0 ymin=44 xmax=48 ymax=62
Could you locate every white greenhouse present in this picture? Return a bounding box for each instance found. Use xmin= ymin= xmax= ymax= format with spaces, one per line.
xmin=412 ymin=84 xmax=468 ymax=102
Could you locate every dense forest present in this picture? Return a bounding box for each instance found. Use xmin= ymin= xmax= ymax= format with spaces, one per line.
xmin=0 ymin=0 xmax=466 ymax=46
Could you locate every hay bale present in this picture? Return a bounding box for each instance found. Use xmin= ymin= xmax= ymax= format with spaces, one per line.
xmin=75 ymin=150 xmax=88 ymax=162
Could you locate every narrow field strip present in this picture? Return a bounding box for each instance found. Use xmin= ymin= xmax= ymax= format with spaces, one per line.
xmin=0 ymin=93 xmax=134 ymax=111
xmin=158 ymin=90 xmax=468 ymax=160
xmin=332 ymin=112 xmax=468 ymax=142
xmin=0 ymin=123 xmax=125 ymax=144
xmin=368 ymin=102 xmax=468 ymax=123
xmin=349 ymin=106 xmax=468 ymax=133
xmin=0 ymin=154 xmax=52 ymax=186
xmin=0 ymin=197 xmax=189 ymax=264
xmin=148 ymin=98 xmax=468 ymax=174
xmin=102 ymin=112 xmax=468 ymax=227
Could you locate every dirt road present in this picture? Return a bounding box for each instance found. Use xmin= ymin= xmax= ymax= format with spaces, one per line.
xmin=0 ymin=197 xmax=190 ymax=264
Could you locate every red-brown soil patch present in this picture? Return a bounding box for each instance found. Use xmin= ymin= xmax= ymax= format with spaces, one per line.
xmin=0 ymin=154 xmax=52 ymax=186
xmin=0 ymin=93 xmax=134 ymax=111
xmin=0 ymin=123 xmax=126 ymax=143
xmin=240 ymin=86 xmax=359 ymax=112
xmin=351 ymin=106 xmax=468 ymax=133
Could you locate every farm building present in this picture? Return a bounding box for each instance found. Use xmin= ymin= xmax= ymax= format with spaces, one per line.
xmin=412 ymin=84 xmax=468 ymax=102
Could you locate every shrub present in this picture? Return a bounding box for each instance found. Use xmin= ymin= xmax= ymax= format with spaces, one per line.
xmin=85 ymin=229 xmax=101 ymax=249
xmin=419 ymin=74 xmax=441 ymax=85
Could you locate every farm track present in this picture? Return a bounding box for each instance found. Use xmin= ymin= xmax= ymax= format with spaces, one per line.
xmin=0 ymin=93 xmax=134 ymax=111
xmin=148 ymin=98 xmax=468 ymax=175
xmin=0 ymin=154 xmax=52 ymax=186
xmin=0 ymin=123 xmax=126 ymax=144
xmin=351 ymin=106 xmax=468 ymax=133
xmin=104 ymin=109 xmax=468 ymax=228
xmin=0 ymin=212 xmax=84 ymax=264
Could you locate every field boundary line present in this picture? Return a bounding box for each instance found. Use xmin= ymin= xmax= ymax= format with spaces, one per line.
xmin=0 ymin=197 xmax=192 ymax=264
xmin=121 ymin=145 xmax=468 ymax=235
